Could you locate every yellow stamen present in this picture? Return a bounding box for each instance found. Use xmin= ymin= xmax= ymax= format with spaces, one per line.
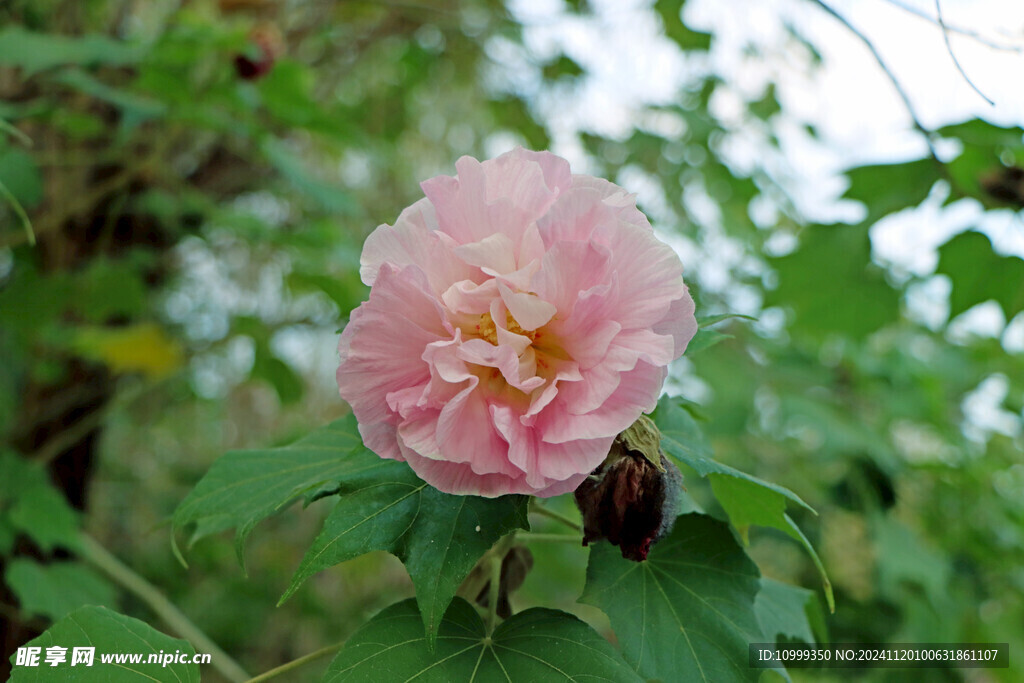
xmin=476 ymin=311 xmax=535 ymax=344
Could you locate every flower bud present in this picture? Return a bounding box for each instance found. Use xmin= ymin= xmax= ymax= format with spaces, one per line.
xmin=233 ymin=24 xmax=283 ymax=81
xmin=573 ymin=416 xmax=683 ymax=561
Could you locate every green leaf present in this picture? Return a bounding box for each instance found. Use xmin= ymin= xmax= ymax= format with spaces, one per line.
xmin=256 ymin=59 xmax=349 ymax=138
xmin=0 ymin=148 xmax=44 ymax=209
xmin=651 ymin=398 xmax=831 ymax=609
xmin=697 ymin=313 xmax=758 ymax=327
xmin=0 ymin=514 xmax=15 ymax=554
xmin=541 ymin=54 xmax=584 ymax=80
xmin=873 ymin=515 xmax=950 ymax=605
xmin=653 ymin=396 xmax=810 ymax=512
xmin=261 ymin=137 xmax=358 ymax=214
xmin=749 ymin=83 xmax=780 ymax=120
xmin=939 ymin=119 xmax=1024 ymax=148
xmin=654 ymin=0 xmax=713 ymax=50
xmin=841 ymin=158 xmax=941 ymax=223
xmin=767 ymin=224 xmax=900 ymax=339
xmin=55 ymin=70 xmax=166 ymax=123
xmin=281 ymin=455 xmax=529 ymax=641
xmin=5 ymin=559 xmax=117 ymax=621
xmin=652 ymin=393 xmax=713 ymax=459
xmin=8 ymin=485 xmax=81 ymax=553
xmin=287 ymin=270 xmax=367 ymax=319
xmin=935 ymin=230 xmax=1024 ymax=322
xmin=9 ymin=606 xmax=200 ymax=682
xmin=580 ymin=513 xmax=763 ymax=682
xmin=489 ymin=96 xmax=550 ymax=150
xmin=686 ymin=328 xmax=733 ymax=355
xmin=709 ymin=472 xmax=832 ymax=613
xmin=173 ymin=416 xmax=380 ymax=562
xmin=754 ymin=578 xmax=820 ymax=644
xmin=0 ymin=452 xmax=80 ymax=552
xmin=68 ymin=258 xmax=148 ymax=323
xmin=0 ymin=26 xmax=144 ymax=76
xmin=0 ymin=330 xmax=24 ymax=438
xmin=250 ymin=352 xmax=304 ymax=405
xmin=938 ymin=120 xmax=1024 ymax=205
xmin=322 ymin=597 xmax=642 ymax=682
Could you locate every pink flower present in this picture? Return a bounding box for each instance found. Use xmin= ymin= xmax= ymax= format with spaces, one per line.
xmin=337 ymin=148 xmax=697 ymax=497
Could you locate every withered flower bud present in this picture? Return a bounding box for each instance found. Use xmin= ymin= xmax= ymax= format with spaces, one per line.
xmin=233 ymin=23 xmax=284 ymax=81
xmin=473 ymin=545 xmax=533 ymax=620
xmin=573 ymin=415 xmax=683 ymax=562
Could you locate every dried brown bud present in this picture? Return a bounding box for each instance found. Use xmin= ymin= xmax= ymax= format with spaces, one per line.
xmin=574 ymin=417 xmax=683 ymax=561
xmin=471 ymin=545 xmax=533 ymax=619
xmin=233 ymin=23 xmax=284 ymax=81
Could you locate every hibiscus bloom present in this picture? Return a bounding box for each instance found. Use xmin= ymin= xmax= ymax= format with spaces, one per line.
xmin=337 ymin=148 xmax=697 ymax=497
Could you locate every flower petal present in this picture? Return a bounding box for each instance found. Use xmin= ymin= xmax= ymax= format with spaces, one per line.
xmin=539 ymin=360 xmax=667 ymax=444
xmin=360 ymin=199 xmax=479 ymax=293
xmin=441 ymin=278 xmax=499 ymax=316
xmin=498 ymin=282 xmax=557 ymax=331
xmin=337 ymin=264 xmax=449 ymax=430
xmin=453 ymin=233 xmax=517 ymax=274
xmin=491 ymin=403 xmax=611 ymax=487
xmin=654 ymin=284 xmax=699 ymax=356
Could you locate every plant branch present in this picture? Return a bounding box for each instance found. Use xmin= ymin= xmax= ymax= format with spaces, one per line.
xmin=528 ymin=502 xmax=582 ymax=533
xmin=243 ymin=642 xmax=344 ymax=683
xmin=811 ymin=0 xmax=941 ymax=165
xmin=516 ymin=532 xmax=584 ymax=544
xmin=78 ymin=534 xmax=251 ymax=683
xmin=934 ymin=0 xmax=995 ymax=106
xmin=884 ymin=0 xmax=1022 ymax=53
xmin=0 ymin=177 xmax=35 ymax=246
xmin=485 ymin=539 xmax=503 ymax=635
xmin=35 ymin=407 xmax=107 ymax=466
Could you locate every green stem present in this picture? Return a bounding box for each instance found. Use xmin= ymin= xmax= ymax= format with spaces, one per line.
xmin=78 ymin=534 xmax=251 ymax=683
xmin=516 ymin=532 xmax=583 ymax=544
xmin=529 ymin=503 xmax=582 ymax=533
xmin=0 ymin=177 xmax=35 ymax=246
xmin=485 ymin=541 xmax=503 ymax=635
xmin=243 ymin=642 xmax=344 ymax=683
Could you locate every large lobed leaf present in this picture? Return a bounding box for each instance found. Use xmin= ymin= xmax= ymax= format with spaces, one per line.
xmin=280 ymin=457 xmax=529 ymax=640
xmin=755 ymin=578 xmax=824 ymax=645
xmin=580 ymin=513 xmax=763 ymax=682
xmin=652 ymin=397 xmax=833 ymax=610
xmin=4 ymin=559 xmax=117 ymax=621
xmin=652 ymin=396 xmax=812 ymax=513
xmin=323 ymin=597 xmax=641 ymax=682
xmin=766 ymin=224 xmax=900 ymax=340
xmin=0 ymin=451 xmax=79 ymax=553
xmin=9 ymin=606 xmax=199 ymax=682
xmin=841 ymin=158 xmax=941 ymax=223
xmin=173 ymin=416 xmax=380 ymax=559
xmin=174 ymin=416 xmax=529 ymax=640
xmin=936 ymin=230 xmax=1024 ymax=322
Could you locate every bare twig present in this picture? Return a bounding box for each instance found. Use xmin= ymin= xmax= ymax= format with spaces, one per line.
xmin=934 ymin=0 xmax=996 ymax=106
xmin=810 ymin=0 xmax=941 ymax=164
xmin=884 ymin=0 xmax=1023 ymax=53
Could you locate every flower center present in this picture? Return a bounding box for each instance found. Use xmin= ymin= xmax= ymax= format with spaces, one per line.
xmin=477 ymin=311 xmax=536 ymax=344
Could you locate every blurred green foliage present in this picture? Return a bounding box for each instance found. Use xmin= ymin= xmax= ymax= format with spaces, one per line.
xmin=0 ymin=0 xmax=1022 ymax=681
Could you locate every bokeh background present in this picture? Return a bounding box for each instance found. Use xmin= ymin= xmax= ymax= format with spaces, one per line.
xmin=1 ymin=0 xmax=1022 ymax=680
